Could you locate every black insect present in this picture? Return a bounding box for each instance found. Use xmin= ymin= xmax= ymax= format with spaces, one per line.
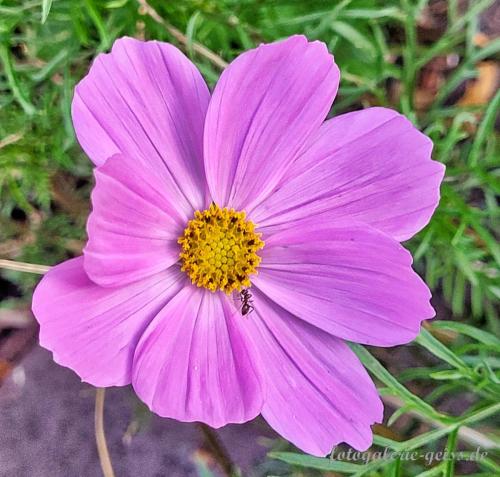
xmin=239 ymin=288 xmax=254 ymax=316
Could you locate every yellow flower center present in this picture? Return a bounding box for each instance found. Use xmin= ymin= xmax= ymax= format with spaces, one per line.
xmin=178 ymin=203 xmax=264 ymax=294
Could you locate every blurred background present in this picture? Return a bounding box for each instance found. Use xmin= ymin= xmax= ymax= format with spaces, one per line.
xmin=0 ymin=0 xmax=499 ymax=476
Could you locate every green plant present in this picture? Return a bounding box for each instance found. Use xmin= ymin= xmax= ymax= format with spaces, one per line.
xmin=1 ymin=1 xmax=498 ymax=475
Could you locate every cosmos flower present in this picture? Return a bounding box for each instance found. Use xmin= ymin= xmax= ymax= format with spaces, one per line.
xmin=32 ymin=35 xmax=444 ymax=456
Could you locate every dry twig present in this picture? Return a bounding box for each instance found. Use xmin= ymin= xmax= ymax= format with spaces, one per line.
xmin=137 ymin=0 xmax=228 ymax=69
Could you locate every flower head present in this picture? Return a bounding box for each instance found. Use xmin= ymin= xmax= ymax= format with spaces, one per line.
xmin=178 ymin=203 xmax=264 ymax=293
xmin=32 ymin=35 xmax=444 ymax=456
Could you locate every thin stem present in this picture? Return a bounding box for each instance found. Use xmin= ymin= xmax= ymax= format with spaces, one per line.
xmin=444 ymin=427 xmax=459 ymax=477
xmin=382 ymin=395 xmax=498 ymax=449
xmin=0 ymin=259 xmax=51 ymax=274
xmin=197 ymin=423 xmax=236 ymax=477
xmin=137 ymin=0 xmax=228 ymax=69
xmin=95 ymin=388 xmax=115 ymax=477
xmin=0 ymin=43 xmax=36 ymax=115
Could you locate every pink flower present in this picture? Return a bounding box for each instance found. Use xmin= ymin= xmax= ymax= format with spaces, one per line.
xmin=32 ymin=36 xmax=444 ymax=456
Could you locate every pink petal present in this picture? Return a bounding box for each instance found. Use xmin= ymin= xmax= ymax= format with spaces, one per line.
xmin=31 ymin=257 xmax=185 ymax=386
xmin=84 ymin=153 xmax=187 ymax=287
xmin=246 ymin=289 xmax=383 ymax=456
xmin=132 ymin=286 xmax=263 ymax=427
xmin=204 ymin=35 xmax=339 ymax=211
xmin=252 ymin=107 xmax=445 ymax=242
xmin=254 ymin=219 xmax=435 ymax=346
xmin=72 ymin=37 xmax=210 ymax=212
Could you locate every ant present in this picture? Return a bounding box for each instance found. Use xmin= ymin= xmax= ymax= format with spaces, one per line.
xmin=239 ymin=288 xmax=254 ymax=316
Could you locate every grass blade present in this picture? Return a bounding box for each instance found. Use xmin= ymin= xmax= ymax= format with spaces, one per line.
xmin=41 ymin=0 xmax=53 ymax=23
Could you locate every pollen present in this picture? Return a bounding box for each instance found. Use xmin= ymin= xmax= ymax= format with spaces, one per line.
xmin=178 ymin=203 xmax=264 ymax=294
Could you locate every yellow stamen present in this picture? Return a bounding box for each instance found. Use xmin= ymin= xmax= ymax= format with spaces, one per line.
xmin=178 ymin=203 xmax=264 ymax=294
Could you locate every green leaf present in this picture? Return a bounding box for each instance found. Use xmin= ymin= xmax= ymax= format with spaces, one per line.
xmin=339 ymin=7 xmax=404 ymax=20
xmin=387 ymin=405 xmax=409 ymax=426
xmin=416 ymin=329 xmax=471 ymax=373
xmin=430 ymin=321 xmax=500 ymax=347
xmin=430 ymin=370 xmax=467 ymax=380
xmin=330 ymin=21 xmax=376 ymax=57
xmin=41 ymin=0 xmax=53 ymax=24
xmin=395 ymin=427 xmax=453 ymax=452
xmin=469 ymin=89 xmax=500 ymax=167
xmin=0 ymin=43 xmax=36 ymax=115
xmin=268 ymin=452 xmax=364 ymax=472
xmin=416 ymin=464 xmax=446 ymax=477
xmin=351 ymin=344 xmax=449 ymax=423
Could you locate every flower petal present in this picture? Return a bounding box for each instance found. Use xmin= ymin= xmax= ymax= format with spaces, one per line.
xmin=84 ymin=153 xmax=187 ymax=287
xmin=204 ymin=35 xmax=339 ymax=211
xmin=72 ymin=37 xmax=210 ymax=211
xmin=254 ymin=219 xmax=434 ymax=346
xmin=132 ymin=286 xmax=263 ymax=427
xmin=246 ymin=289 xmax=383 ymax=456
xmin=31 ymin=257 xmax=185 ymax=387
xmin=252 ymin=107 xmax=445 ymax=242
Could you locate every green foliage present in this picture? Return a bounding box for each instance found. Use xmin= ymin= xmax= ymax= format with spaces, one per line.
xmin=1 ymin=0 xmax=499 ymax=476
